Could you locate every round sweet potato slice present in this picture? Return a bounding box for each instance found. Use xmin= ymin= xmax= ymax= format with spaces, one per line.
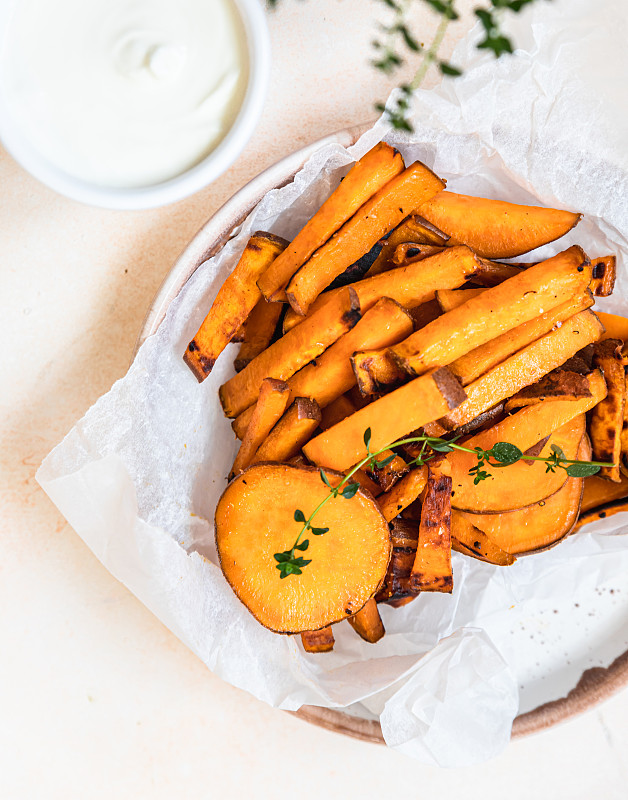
xmin=459 ymin=436 xmax=590 ymax=554
xmin=215 ymin=464 xmax=391 ymax=633
xmin=448 ymin=415 xmax=585 ymax=513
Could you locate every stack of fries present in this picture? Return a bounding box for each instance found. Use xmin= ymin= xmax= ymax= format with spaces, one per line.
xmin=184 ymin=142 xmax=627 ymax=652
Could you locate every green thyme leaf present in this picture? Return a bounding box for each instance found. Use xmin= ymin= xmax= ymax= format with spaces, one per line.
xmin=429 ymin=440 xmax=455 ymax=453
xmin=310 ymin=527 xmax=329 ymax=536
xmin=565 ymin=463 xmax=601 ymax=478
xmin=319 ymin=468 xmax=332 ymax=488
xmin=364 ymin=428 xmax=372 ymax=450
xmin=491 ymin=442 xmax=523 ymax=465
xmin=294 ymin=509 xmax=306 ymax=523
xmin=294 ymin=539 xmax=310 ymax=551
xmin=273 ymin=552 xmax=291 ymax=563
xmin=341 ymin=482 xmax=360 ymax=499
xmin=374 ymin=453 xmax=396 ymax=468
xmin=550 ymin=444 xmax=567 ymax=460
xmin=292 ymin=557 xmax=312 ymax=568
xmin=439 ymin=60 xmax=462 ymax=76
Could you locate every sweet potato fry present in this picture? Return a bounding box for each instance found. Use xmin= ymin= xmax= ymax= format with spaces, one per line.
xmin=281 ymin=245 xmax=482 ymax=334
xmin=597 ymin=311 xmax=628 ymax=343
xmin=446 ymin=369 xmax=606 ymax=513
xmin=450 ymin=296 xmax=595 ymax=388
xmin=351 ymin=349 xmax=408 ymax=396
xmin=418 ymin=191 xmax=582 ymax=258
xmin=504 ymin=370 xmax=593 ymax=412
xmin=232 ymin=297 xmax=413 ymax=438
xmin=450 ymin=512 xmax=516 ymax=565
xmin=410 ymin=467 xmax=453 ymax=593
xmin=258 ymin=143 xmax=405 ymax=302
xmin=303 ymin=367 xmax=466 ymax=471
xmin=232 ymin=322 xmax=247 ymax=343
xmin=389 ymin=246 xmax=593 ymax=377
xmin=285 ymin=162 xmax=446 ymax=315
xmin=215 ymin=464 xmax=391 ymax=633
xmin=409 ymin=299 xmax=443 ymax=330
xmin=590 ymin=255 xmax=616 ymax=297
xmin=377 ymin=467 xmax=428 ymax=522
xmin=435 ymin=287 xmax=484 ymax=313
xmin=375 ymin=519 xmax=420 ymax=603
xmin=364 ymin=214 xmax=447 ymax=278
xmin=431 ymin=310 xmax=604 ymax=433
xmin=590 ymin=339 xmax=625 ymax=481
xmin=219 ymin=287 xmax=360 ymax=418
xmin=319 ymin=394 xmax=357 ymax=431
xmin=581 ymin=475 xmax=628 ymax=512
xmin=390 ymin=242 xmax=445 ymax=267
xmin=234 ymin=298 xmax=283 ymax=372
xmin=301 ymin=627 xmax=335 ymax=653
xmin=574 ymin=498 xmax=628 ymax=532
xmin=347 ymin=598 xmax=385 ymax=643
xmin=184 ymin=232 xmax=287 ymax=381
xmin=366 ymin=452 xmax=409 ymax=492
xmin=460 ymin=435 xmax=590 ymax=554
xmin=251 ymin=398 xmax=321 ymax=464
xmin=230 ymin=379 xmax=291 ymax=478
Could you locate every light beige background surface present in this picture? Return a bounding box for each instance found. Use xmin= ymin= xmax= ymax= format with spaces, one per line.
xmin=3 ymin=1 xmax=628 ymax=797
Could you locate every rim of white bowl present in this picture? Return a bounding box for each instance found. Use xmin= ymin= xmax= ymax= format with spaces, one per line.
xmin=0 ymin=0 xmax=270 ymax=210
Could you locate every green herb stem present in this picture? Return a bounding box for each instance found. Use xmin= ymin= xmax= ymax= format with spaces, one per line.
xmin=410 ymin=12 xmax=451 ymax=90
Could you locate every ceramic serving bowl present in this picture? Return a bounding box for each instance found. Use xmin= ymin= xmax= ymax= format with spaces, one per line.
xmin=135 ymin=124 xmax=628 ymax=743
xmin=0 ymin=0 xmax=270 ymax=210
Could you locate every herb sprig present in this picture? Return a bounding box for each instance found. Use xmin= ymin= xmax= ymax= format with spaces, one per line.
xmin=273 ymin=427 xmax=610 ymax=578
xmin=268 ymin=0 xmax=546 ymax=131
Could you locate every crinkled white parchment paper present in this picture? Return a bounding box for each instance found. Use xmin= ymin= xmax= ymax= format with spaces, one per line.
xmin=37 ymin=0 xmax=628 ymax=767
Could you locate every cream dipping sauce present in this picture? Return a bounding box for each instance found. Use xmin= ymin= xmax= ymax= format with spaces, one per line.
xmin=1 ymin=0 xmax=248 ymax=187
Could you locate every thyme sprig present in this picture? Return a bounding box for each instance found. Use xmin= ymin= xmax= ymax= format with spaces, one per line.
xmin=268 ymin=0 xmax=547 ymax=132
xmin=274 ymin=428 xmax=610 ymax=578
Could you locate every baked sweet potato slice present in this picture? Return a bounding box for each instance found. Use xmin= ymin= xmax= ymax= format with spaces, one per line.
xmin=377 ymin=467 xmax=428 ymax=522
xmin=504 ymin=370 xmax=593 ymax=412
xmin=418 ymin=191 xmax=582 ymax=258
xmin=234 ymin=298 xmax=283 ymax=372
xmin=230 ymin=379 xmax=291 ymax=478
xmin=258 ymin=143 xmax=404 ymax=302
xmin=598 ymin=311 xmax=628 ymax=343
xmin=447 ymin=407 xmax=593 ymax=513
xmin=460 ymin=437 xmax=589 ymax=554
xmin=410 ymin=467 xmax=453 ymax=593
xmin=389 ymin=246 xmax=593 ymax=376
xmin=281 ymin=245 xmax=481 ymax=334
xmin=590 ymin=339 xmax=625 ymax=481
xmin=215 ymin=464 xmax=391 ymax=633
xmin=251 ymin=398 xmax=321 ymax=464
xmin=581 ymin=475 xmax=628 ymax=512
xmin=375 ymin=519 xmax=420 ymax=604
xmin=219 ymin=287 xmax=360 ymax=418
xmin=574 ymin=498 xmax=628 ymax=532
xmin=590 ymin=255 xmax=616 ymax=297
xmin=301 ymin=627 xmax=335 ymax=653
xmin=450 ymin=512 xmax=516 ymax=565
xmin=303 ymin=367 xmax=466 ymax=471
xmin=184 ymin=232 xmax=287 ymax=381
xmin=430 ymin=310 xmax=604 ymax=433
xmin=351 ymin=349 xmax=408 ymax=396
xmin=286 ymin=162 xmax=446 ymax=315
xmin=347 ymin=598 xmax=386 ymax=643
xmin=232 ymin=296 xmax=413 ymax=438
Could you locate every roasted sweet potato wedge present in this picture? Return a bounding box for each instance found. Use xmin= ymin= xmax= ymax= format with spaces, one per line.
xmin=281 ymin=244 xmax=481 ymax=334
xmin=184 ymin=232 xmax=287 ymax=381
xmin=590 ymin=255 xmax=616 ymax=297
xmin=347 ymin=598 xmax=386 ymax=643
xmin=389 ymin=246 xmax=593 ymax=376
xmin=220 ymin=287 xmax=360 ymax=418
xmin=375 ymin=519 xmax=420 ymax=604
xmin=230 ymin=379 xmax=290 ymax=478
xmin=215 ymin=464 xmax=391 ymax=633
xmin=429 ymin=309 xmax=603 ymax=433
xmin=286 ymin=162 xmax=445 ymax=315
xmin=450 ymin=512 xmax=516 ymax=565
xmin=251 ymin=398 xmax=321 ymax=464
xmin=303 ymin=367 xmax=466 ymax=471
xmin=459 ymin=437 xmax=589 ymax=553
xmin=234 ymin=298 xmax=283 ymax=372
xmin=446 ymin=398 xmax=599 ymax=512
xmin=301 ymin=627 xmax=335 ymax=653
xmin=410 ymin=467 xmax=453 ymax=593
xmin=504 ymin=370 xmax=593 ymax=412
xmin=590 ymin=339 xmax=625 ymax=481
xmin=258 ymin=142 xmax=405 ymax=302
xmin=418 ymin=191 xmax=582 ymax=258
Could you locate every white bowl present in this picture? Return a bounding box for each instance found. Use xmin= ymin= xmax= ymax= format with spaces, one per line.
xmin=0 ymin=0 xmax=270 ymax=210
